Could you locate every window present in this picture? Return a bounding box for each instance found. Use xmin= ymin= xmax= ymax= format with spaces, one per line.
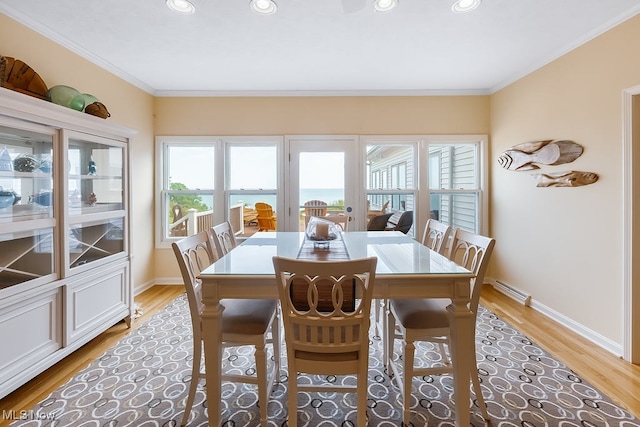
xmin=156 ymin=135 xmax=486 ymax=246
xmin=160 ymin=141 xmax=216 ymax=243
xmin=365 ymin=142 xmax=417 ymax=235
xmin=156 ymin=136 xmax=282 ymax=247
xmin=227 ymin=142 xmax=280 ymax=234
xmin=427 ymin=142 xmax=484 ymax=233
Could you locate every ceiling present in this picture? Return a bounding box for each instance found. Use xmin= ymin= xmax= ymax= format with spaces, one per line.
xmin=2 ymin=0 xmax=640 ymax=96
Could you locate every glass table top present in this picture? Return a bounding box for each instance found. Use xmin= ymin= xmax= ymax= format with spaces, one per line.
xmin=200 ymin=231 xmax=471 ymax=277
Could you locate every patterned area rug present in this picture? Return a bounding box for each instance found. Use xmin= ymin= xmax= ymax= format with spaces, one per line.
xmin=11 ymin=294 xmax=640 ymax=426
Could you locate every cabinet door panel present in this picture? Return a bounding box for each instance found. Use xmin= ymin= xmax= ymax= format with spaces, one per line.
xmin=65 ymin=263 xmax=129 ymax=345
xmin=0 ymin=288 xmax=62 ymax=387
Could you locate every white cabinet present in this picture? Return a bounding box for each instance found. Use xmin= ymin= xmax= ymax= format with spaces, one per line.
xmin=0 ymin=87 xmax=134 ymax=398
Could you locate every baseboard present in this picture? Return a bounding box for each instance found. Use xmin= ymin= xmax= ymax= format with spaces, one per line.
xmin=487 ymin=278 xmax=623 ymax=357
xmin=491 ymin=279 xmax=531 ymax=306
xmin=528 ymin=298 xmax=623 ymax=357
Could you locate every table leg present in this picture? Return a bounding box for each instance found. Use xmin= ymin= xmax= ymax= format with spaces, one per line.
xmin=447 ymin=287 xmax=475 ymax=427
xmin=202 ymin=290 xmax=225 ymax=426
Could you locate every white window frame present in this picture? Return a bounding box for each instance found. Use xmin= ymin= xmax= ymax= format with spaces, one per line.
xmin=155 ymin=136 xmax=221 ymax=248
xmin=224 ymin=136 xmax=284 ymax=233
xmin=362 ymin=137 xmax=419 ymax=235
xmin=155 ymin=136 xmax=283 ymax=248
xmin=362 ymin=135 xmax=488 ymax=237
xmin=420 ymin=135 xmax=488 ymax=236
xmin=156 ymin=134 xmax=487 ymax=247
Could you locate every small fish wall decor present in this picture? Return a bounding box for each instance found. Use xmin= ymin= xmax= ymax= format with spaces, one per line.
xmin=531 ymin=171 xmax=599 ymax=187
xmin=498 ymin=140 xmax=583 ymax=171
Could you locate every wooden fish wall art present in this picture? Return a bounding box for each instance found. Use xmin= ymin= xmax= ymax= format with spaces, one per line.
xmin=531 ymin=171 xmax=599 ymax=187
xmin=498 ymin=140 xmax=583 ymax=171
xmin=499 ymin=139 xmax=599 ymax=187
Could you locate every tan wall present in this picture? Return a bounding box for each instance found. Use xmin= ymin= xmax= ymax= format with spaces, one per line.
xmin=490 ymin=14 xmax=640 ymax=344
xmin=0 ymin=13 xmax=156 ymax=291
xmin=153 ymin=95 xmax=490 ymax=278
xmin=153 ymin=96 xmax=489 ymax=135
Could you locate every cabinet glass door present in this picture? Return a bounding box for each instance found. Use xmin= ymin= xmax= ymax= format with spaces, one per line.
xmin=65 ymin=132 xmax=127 ymax=273
xmin=0 ymin=121 xmax=56 ymax=289
xmin=68 ymin=137 xmax=124 ymax=215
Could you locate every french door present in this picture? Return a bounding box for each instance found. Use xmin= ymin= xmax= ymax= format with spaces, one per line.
xmin=284 ymin=136 xmax=361 ymax=232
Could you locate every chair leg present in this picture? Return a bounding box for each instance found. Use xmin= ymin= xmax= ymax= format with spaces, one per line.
xmin=272 ymin=313 xmax=281 ymax=382
xmin=357 ymin=366 xmax=368 ymax=427
xmin=402 ymin=339 xmax=415 ymax=426
xmin=385 ymin=305 xmax=395 ymax=369
xmin=374 ymin=298 xmax=383 ymax=337
xmin=471 ymin=355 xmax=490 ymax=421
xmin=288 ymin=372 xmax=298 ymax=427
xmin=181 ymin=341 xmax=202 ymax=427
xmin=254 ymin=342 xmax=269 ymax=427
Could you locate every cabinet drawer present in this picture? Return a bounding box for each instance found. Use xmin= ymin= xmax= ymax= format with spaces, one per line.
xmin=64 ymin=263 xmax=129 ymax=345
xmin=0 ymin=287 xmax=62 ymax=388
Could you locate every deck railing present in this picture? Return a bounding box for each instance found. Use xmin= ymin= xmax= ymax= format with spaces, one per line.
xmin=169 ymin=203 xmax=244 ymax=237
xmin=169 ymin=209 xmax=213 ymax=237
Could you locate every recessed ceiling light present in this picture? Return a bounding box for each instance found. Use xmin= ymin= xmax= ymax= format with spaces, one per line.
xmin=373 ymin=0 xmax=398 ymax=13
xmin=250 ymin=0 xmax=277 ymax=15
xmin=166 ymin=0 xmax=195 ymax=14
xmin=451 ymin=0 xmax=481 ymax=13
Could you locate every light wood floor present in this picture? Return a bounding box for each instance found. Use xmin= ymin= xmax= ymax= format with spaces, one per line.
xmin=1 ymin=284 xmax=639 ymax=425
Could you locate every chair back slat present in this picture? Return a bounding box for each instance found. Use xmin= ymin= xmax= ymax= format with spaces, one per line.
xmin=172 ymin=231 xmax=217 ymax=317
xmin=447 ymin=228 xmax=495 ymax=314
xmin=211 ymin=221 xmax=237 ymax=257
xmin=422 ymin=218 xmax=452 ymax=254
xmin=273 ymin=257 xmax=376 ymax=355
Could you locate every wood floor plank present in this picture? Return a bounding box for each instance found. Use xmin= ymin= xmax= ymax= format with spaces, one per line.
xmin=1 ymin=284 xmax=639 ymax=425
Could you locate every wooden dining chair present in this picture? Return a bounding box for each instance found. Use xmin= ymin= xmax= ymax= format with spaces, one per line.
xmin=210 ymin=220 xmax=237 ymax=257
xmin=172 ymin=231 xmax=280 ymax=426
xmin=272 ymin=256 xmax=377 ymax=427
xmin=386 ymin=228 xmax=495 ymax=425
xmin=422 ymin=218 xmax=452 ymax=254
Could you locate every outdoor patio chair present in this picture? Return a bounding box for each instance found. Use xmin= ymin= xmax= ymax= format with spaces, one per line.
xmin=255 ymin=202 xmax=277 ymax=231
xmin=303 ymin=199 xmax=328 ymax=227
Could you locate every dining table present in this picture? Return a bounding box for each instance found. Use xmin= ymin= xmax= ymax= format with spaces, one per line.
xmin=198 ymin=231 xmax=476 ymax=426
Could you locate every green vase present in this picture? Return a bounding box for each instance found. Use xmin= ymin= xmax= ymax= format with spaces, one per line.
xmin=47 ymin=85 xmax=85 ymax=111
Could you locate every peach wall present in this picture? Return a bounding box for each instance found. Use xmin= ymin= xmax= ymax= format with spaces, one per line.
xmin=153 ymin=95 xmax=490 ymax=278
xmin=490 ymin=14 xmax=640 ymax=345
xmin=0 ymin=13 xmax=156 ymax=291
xmin=154 ymin=96 xmax=489 ymax=135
